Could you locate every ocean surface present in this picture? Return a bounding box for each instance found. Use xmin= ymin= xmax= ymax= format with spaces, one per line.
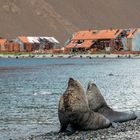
xmin=0 ymin=58 xmax=140 ymax=140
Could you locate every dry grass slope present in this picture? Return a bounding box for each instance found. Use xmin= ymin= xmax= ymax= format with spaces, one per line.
xmin=0 ymin=0 xmax=140 ymax=45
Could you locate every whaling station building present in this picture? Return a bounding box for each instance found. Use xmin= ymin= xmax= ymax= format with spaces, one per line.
xmin=65 ymin=28 xmax=140 ymax=53
xmin=1 ymin=28 xmax=140 ymax=54
xmin=0 ymin=36 xmax=59 ymax=53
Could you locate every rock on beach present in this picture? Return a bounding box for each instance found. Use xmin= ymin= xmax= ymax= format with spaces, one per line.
xmin=28 ymin=118 xmax=140 ymax=140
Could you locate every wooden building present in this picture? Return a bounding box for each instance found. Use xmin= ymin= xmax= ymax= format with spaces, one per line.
xmin=125 ymin=29 xmax=140 ymax=51
xmin=15 ymin=36 xmax=59 ymax=52
xmin=65 ymin=29 xmax=123 ymax=53
xmin=15 ymin=36 xmax=33 ymax=52
xmin=0 ymin=39 xmax=7 ymax=52
xmin=65 ymin=28 xmax=140 ymax=53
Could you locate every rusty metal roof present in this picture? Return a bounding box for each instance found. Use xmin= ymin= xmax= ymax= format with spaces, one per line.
xmin=127 ymin=28 xmax=140 ymax=38
xmin=18 ymin=36 xmax=30 ymax=43
xmin=72 ymin=29 xmax=123 ymax=40
xmin=76 ymin=40 xmax=93 ymax=48
xmin=18 ymin=36 xmax=59 ymax=44
xmin=0 ymin=39 xmax=7 ymax=45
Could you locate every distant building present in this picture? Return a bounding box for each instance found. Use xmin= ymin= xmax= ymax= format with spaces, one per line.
xmin=15 ymin=36 xmax=34 ymax=52
xmin=0 ymin=39 xmax=7 ymax=52
xmin=125 ymin=29 xmax=140 ymax=51
xmin=65 ymin=29 xmax=123 ymax=52
xmin=65 ymin=28 xmax=140 ymax=53
xmin=5 ymin=40 xmax=20 ymax=52
xmin=37 ymin=37 xmax=60 ymax=50
xmin=15 ymin=36 xmax=59 ymax=52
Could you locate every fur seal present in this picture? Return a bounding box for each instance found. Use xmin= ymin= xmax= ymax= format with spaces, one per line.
xmin=86 ymin=81 xmax=137 ymax=123
xmin=58 ymin=78 xmax=111 ymax=134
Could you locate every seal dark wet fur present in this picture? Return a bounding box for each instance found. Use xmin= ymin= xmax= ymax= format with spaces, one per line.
xmin=58 ymin=78 xmax=111 ymax=134
xmin=86 ymin=81 xmax=137 ymax=123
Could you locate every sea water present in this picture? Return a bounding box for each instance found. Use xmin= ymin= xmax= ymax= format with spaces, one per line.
xmin=0 ymin=58 xmax=139 ymax=139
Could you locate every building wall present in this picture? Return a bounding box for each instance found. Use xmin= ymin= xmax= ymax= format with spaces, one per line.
xmin=121 ymin=37 xmax=128 ymax=50
xmin=127 ymin=38 xmax=132 ymax=50
xmin=7 ymin=43 xmax=14 ymax=52
xmin=0 ymin=45 xmax=6 ymax=51
xmin=26 ymin=43 xmax=33 ymax=52
xmin=53 ymin=43 xmax=60 ymax=49
xmin=15 ymin=38 xmax=25 ymax=51
xmin=132 ymin=31 xmax=140 ymax=51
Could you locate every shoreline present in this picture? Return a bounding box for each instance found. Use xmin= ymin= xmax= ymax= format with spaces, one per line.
xmin=26 ymin=112 xmax=140 ymax=140
xmin=28 ymin=118 xmax=140 ymax=140
xmin=1 ymin=53 xmax=140 ymax=59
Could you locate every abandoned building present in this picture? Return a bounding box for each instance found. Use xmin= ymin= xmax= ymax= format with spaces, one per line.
xmin=65 ymin=28 xmax=140 ymax=53
xmin=125 ymin=28 xmax=140 ymax=51
xmin=38 ymin=37 xmax=60 ymax=50
xmin=0 ymin=29 xmax=140 ymax=54
xmin=0 ymin=39 xmax=21 ymax=52
xmin=15 ymin=36 xmax=59 ymax=52
xmin=15 ymin=36 xmax=39 ymax=52
xmin=0 ymin=39 xmax=7 ymax=52
xmin=0 ymin=36 xmax=60 ymax=53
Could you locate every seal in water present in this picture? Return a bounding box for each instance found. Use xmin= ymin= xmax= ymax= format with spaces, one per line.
xmin=86 ymin=81 xmax=137 ymax=123
xmin=58 ymin=78 xmax=111 ymax=135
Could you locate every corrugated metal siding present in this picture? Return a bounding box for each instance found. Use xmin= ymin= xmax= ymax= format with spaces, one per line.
xmin=0 ymin=45 xmax=6 ymax=51
xmin=14 ymin=44 xmax=20 ymax=52
xmin=127 ymin=39 xmax=132 ymax=50
xmin=121 ymin=37 xmax=128 ymax=50
xmin=16 ymin=39 xmax=25 ymax=52
xmin=132 ymin=31 xmax=140 ymax=51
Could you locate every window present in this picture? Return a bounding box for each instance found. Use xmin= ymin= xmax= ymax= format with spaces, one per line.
xmin=77 ymin=40 xmax=84 ymax=44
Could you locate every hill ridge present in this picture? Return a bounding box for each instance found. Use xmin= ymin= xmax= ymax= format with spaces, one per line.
xmin=0 ymin=0 xmax=140 ymax=45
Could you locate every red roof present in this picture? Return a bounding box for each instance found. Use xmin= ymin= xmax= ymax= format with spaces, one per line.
xmin=72 ymin=29 xmax=122 ymax=40
xmin=0 ymin=39 xmax=7 ymax=46
xmin=66 ymin=40 xmax=93 ymax=49
xmin=127 ymin=28 xmax=139 ymax=38
xmin=18 ymin=36 xmax=29 ymax=43
xmin=76 ymin=40 xmax=93 ymax=48
xmin=66 ymin=40 xmax=77 ymax=49
xmin=65 ymin=29 xmax=123 ymax=49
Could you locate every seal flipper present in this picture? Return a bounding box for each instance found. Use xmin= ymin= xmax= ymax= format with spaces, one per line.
xmin=59 ymin=121 xmax=69 ymax=133
xmin=59 ymin=119 xmax=77 ymax=135
xmin=65 ymin=124 xmax=77 ymax=136
xmin=111 ymin=122 xmax=118 ymax=128
xmin=97 ymin=105 xmax=137 ymax=123
xmin=86 ymin=81 xmax=137 ymax=123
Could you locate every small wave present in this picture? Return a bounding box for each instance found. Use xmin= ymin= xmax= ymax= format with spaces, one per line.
xmin=33 ymin=92 xmax=38 ymax=96
xmin=40 ymin=91 xmax=52 ymax=95
xmin=33 ymin=91 xmax=52 ymax=96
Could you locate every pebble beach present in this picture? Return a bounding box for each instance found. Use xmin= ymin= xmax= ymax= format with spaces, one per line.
xmin=28 ymin=116 xmax=140 ymax=140
xmin=27 ymin=112 xmax=140 ymax=140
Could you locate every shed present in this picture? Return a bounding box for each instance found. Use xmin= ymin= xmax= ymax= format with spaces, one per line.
xmin=65 ymin=29 xmax=123 ymax=53
xmin=0 ymin=39 xmax=7 ymax=52
xmin=15 ymin=36 xmax=33 ymax=52
xmin=126 ymin=29 xmax=140 ymax=51
xmin=15 ymin=36 xmax=60 ymax=52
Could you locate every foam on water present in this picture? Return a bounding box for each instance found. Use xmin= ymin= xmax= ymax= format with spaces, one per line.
xmin=33 ymin=91 xmax=52 ymax=96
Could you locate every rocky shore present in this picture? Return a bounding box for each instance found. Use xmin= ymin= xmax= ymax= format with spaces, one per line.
xmin=1 ymin=54 xmax=140 ymax=59
xmin=27 ymin=117 xmax=140 ymax=140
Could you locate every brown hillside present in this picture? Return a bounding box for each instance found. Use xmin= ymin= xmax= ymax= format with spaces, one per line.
xmin=0 ymin=0 xmax=140 ymax=45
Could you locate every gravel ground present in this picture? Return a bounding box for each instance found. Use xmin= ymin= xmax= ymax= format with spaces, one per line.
xmin=27 ymin=118 xmax=140 ymax=140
